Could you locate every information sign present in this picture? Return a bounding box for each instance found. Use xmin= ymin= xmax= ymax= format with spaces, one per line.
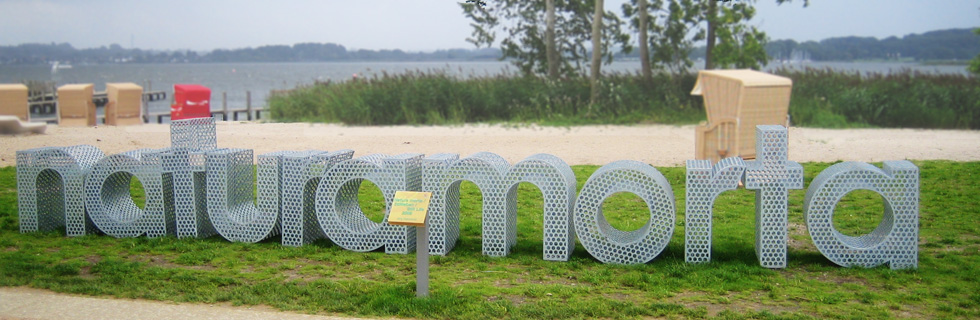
xmin=388 ymin=191 xmax=432 ymax=227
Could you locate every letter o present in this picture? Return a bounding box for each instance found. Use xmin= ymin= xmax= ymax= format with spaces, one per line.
xmin=574 ymin=160 xmax=676 ymax=264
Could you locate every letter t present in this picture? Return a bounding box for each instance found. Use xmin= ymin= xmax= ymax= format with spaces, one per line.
xmin=743 ymin=125 xmax=803 ymax=268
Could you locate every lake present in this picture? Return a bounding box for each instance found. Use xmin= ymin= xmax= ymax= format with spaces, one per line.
xmin=0 ymin=60 xmax=970 ymax=115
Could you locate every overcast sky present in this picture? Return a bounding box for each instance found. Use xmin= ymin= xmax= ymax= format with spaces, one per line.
xmin=0 ymin=0 xmax=976 ymax=52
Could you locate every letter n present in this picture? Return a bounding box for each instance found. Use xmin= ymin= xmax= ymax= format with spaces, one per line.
xmin=17 ymin=145 xmax=104 ymax=236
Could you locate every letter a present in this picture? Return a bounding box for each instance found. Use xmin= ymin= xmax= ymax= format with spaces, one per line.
xmin=804 ymin=161 xmax=919 ymax=270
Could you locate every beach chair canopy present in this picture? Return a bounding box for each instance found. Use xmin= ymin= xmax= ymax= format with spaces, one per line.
xmin=691 ymin=69 xmax=793 ymax=162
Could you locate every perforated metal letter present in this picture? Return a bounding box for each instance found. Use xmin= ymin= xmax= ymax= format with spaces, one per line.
xmin=804 ymin=161 xmax=919 ymax=269
xmin=315 ymin=153 xmax=423 ymax=253
xmin=164 ymin=117 xmax=219 ymax=238
xmin=205 ymin=149 xmax=294 ymax=242
xmin=280 ymin=150 xmax=353 ymax=247
xmin=17 ymin=145 xmax=105 ymax=236
xmin=574 ymin=160 xmax=675 ymax=264
xmin=422 ymin=152 xmax=577 ymax=261
xmin=84 ymin=149 xmax=175 ymax=237
xmin=742 ymin=125 xmax=804 ymax=268
xmin=685 ymin=157 xmax=746 ymax=263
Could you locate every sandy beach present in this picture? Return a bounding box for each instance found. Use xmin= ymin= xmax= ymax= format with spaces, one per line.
xmin=2 ymin=122 xmax=979 ymax=167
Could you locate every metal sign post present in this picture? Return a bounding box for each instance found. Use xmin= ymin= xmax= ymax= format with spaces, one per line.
xmin=387 ymin=191 xmax=433 ymax=298
xmin=416 ymin=224 xmax=429 ymax=297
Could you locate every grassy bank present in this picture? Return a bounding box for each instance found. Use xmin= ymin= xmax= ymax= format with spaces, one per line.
xmin=268 ymin=69 xmax=980 ymax=129
xmin=2 ymin=161 xmax=979 ymax=319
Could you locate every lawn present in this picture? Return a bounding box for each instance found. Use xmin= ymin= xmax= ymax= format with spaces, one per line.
xmin=0 ymin=161 xmax=978 ymax=319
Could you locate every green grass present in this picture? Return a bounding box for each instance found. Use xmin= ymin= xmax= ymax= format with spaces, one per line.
xmin=1 ymin=161 xmax=979 ymax=319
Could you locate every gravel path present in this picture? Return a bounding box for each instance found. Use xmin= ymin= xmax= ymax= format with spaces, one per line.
xmin=0 ymin=287 xmax=363 ymax=320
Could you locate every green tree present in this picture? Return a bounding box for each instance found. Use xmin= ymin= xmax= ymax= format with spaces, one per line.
xmin=707 ymin=2 xmax=768 ymax=69
xmin=461 ymin=0 xmax=630 ymax=78
xmin=622 ymin=0 xmax=700 ymax=73
xmin=624 ymin=0 xmax=805 ymax=72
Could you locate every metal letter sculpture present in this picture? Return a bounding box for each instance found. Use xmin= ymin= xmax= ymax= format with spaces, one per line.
xmin=16 ymin=145 xmax=105 ymax=236
xmin=315 ymin=153 xmax=424 ymax=253
xmin=84 ymin=149 xmax=175 ymax=237
xmin=684 ymin=157 xmax=746 ymax=263
xmin=15 ymin=120 xmax=920 ymax=267
xmin=205 ymin=149 xmax=286 ymax=242
xmin=165 ymin=117 xmax=218 ymax=238
xmin=574 ymin=160 xmax=675 ymax=264
xmin=280 ymin=150 xmax=353 ymax=246
xmin=742 ymin=125 xmax=804 ymax=268
xmin=804 ymin=161 xmax=919 ymax=269
xmin=422 ymin=152 xmax=577 ymax=261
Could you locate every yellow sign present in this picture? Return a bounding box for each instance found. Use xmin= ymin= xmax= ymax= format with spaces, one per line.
xmin=387 ymin=191 xmax=432 ymax=227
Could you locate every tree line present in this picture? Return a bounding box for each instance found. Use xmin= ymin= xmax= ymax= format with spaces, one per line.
xmin=0 ymin=42 xmax=503 ymax=65
xmin=765 ymin=28 xmax=980 ymax=62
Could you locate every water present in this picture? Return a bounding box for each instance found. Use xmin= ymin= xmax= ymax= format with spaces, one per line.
xmin=759 ymin=60 xmax=972 ymax=76
xmin=0 ymin=60 xmax=970 ymax=114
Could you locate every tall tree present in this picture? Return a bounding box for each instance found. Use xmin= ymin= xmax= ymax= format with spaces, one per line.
xmin=622 ymin=0 xmax=700 ymax=72
xmin=546 ymin=0 xmax=559 ymax=78
xmin=461 ymin=0 xmax=630 ymax=78
xmin=624 ymin=0 xmax=806 ymax=72
xmin=703 ymin=0 xmax=718 ymax=69
xmin=705 ymin=0 xmax=808 ymax=69
xmin=705 ymin=1 xmax=768 ymax=69
xmin=636 ymin=0 xmax=651 ymax=79
xmin=590 ymin=0 xmax=605 ymax=106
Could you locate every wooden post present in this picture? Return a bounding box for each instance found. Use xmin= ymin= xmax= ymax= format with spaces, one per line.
xmin=246 ymin=90 xmax=253 ymax=121
xmin=142 ymin=80 xmax=150 ymax=123
xmin=222 ymin=91 xmax=228 ymax=121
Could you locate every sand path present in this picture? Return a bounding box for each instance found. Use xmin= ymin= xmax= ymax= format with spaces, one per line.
xmin=1 ymin=122 xmax=978 ymax=166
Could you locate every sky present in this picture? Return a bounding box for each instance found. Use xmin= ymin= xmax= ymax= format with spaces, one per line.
xmin=0 ymin=0 xmax=977 ymax=52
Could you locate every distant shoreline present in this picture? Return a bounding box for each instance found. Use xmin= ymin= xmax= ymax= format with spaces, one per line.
xmin=0 ymin=59 xmax=975 ymax=67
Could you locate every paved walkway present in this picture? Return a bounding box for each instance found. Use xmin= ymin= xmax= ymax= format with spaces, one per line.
xmin=0 ymin=287 xmax=363 ymax=320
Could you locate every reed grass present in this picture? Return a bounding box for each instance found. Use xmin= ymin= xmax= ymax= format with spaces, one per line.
xmin=269 ymin=70 xmax=705 ymax=126
xmin=776 ymin=67 xmax=980 ymax=129
xmin=269 ymin=68 xmax=980 ymax=129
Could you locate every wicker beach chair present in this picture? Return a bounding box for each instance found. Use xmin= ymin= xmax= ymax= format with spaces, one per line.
xmin=106 ymin=82 xmax=143 ymax=126
xmin=690 ymin=70 xmax=793 ymax=162
xmin=57 ymin=84 xmax=96 ymax=127
xmin=0 ymin=84 xmax=30 ymax=122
